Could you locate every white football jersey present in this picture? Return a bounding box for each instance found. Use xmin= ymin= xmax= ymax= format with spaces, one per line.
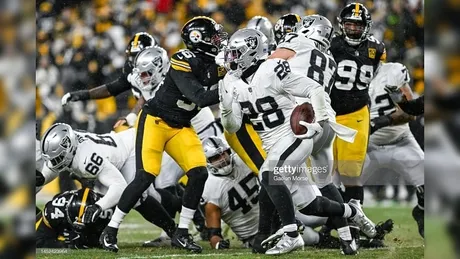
xmin=278 ymin=33 xmax=337 ymax=119
xmin=202 ymin=156 xmax=259 ymax=240
xmin=232 ymin=59 xmax=319 ymax=151
xmin=369 ymin=62 xmax=412 ymax=145
xmin=36 ymin=139 xmax=45 ymax=194
xmin=72 ymin=128 xmax=136 ymax=179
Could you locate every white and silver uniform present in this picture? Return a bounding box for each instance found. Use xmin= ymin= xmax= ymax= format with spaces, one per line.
xmin=277 ymin=33 xmax=338 ymax=188
xmin=202 ymin=156 xmax=259 ymax=241
xmin=128 ymin=72 xmax=222 ymax=189
xmin=362 ymin=62 xmax=424 ymax=187
xmin=36 ymin=139 xmax=45 ymax=194
xmin=222 ymin=58 xmax=326 ymax=207
xmin=202 ymin=155 xmax=327 ymax=241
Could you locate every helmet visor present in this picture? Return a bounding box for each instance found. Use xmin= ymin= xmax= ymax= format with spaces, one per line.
xmin=208 ymin=151 xmax=231 ymax=170
xmin=343 ymin=21 xmax=365 ymax=39
xmin=224 ymin=46 xmax=247 ymax=71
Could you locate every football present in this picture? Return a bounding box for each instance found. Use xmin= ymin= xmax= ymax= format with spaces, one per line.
xmin=290 ymin=102 xmax=315 ymax=135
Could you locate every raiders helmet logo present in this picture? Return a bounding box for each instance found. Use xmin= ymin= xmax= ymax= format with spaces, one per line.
xmin=245 ymin=36 xmax=258 ymax=50
xmin=189 ymin=30 xmax=202 ymax=43
xmin=60 ymin=136 xmax=71 ymax=149
xmin=302 ymin=18 xmax=315 ymax=28
xmin=152 ymin=56 xmax=163 ymax=67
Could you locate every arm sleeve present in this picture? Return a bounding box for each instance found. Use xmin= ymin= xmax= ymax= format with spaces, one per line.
xmin=94 ymin=163 xmax=127 ymax=210
xmin=434 ymin=91 xmax=460 ymax=111
xmin=399 ymin=95 xmax=424 ymax=116
xmin=170 ymin=69 xmax=219 ymax=108
xmin=105 ymin=76 xmax=132 ymax=96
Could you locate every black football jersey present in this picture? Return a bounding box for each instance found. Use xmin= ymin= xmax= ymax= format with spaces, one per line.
xmin=330 ymin=35 xmax=386 ymax=115
xmin=144 ymin=49 xmax=225 ymax=128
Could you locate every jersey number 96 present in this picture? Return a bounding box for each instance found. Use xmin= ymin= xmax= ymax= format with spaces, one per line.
xmin=84 ymin=153 xmax=103 ymax=176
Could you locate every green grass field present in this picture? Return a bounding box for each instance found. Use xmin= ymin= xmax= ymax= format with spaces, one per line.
xmin=36 ymin=205 xmax=429 ymax=259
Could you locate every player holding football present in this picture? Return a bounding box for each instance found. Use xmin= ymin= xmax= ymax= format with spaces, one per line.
xmin=220 ymin=28 xmax=374 ymax=255
xmin=363 ymin=62 xmax=424 ymax=238
xmin=329 ymin=2 xmax=386 ymax=239
xmin=100 ymin=16 xmax=227 ymax=253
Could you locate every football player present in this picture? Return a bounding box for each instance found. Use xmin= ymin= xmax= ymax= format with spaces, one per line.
xmin=36 ymin=188 xmax=113 ymax=249
xmin=39 ymin=124 xmax=177 ymax=240
xmin=268 ymin=14 xmax=359 ymax=254
xmin=329 ymin=3 xmax=386 ymax=238
xmin=363 ymin=62 xmax=424 ymax=238
xmin=220 ymin=28 xmax=374 ymax=255
xmin=61 ymin=32 xmax=157 ymax=128
xmin=274 ymin=13 xmax=301 ymax=44
xmin=246 ymin=16 xmax=276 ymax=52
xmin=100 ymin=16 xmax=227 ymax=253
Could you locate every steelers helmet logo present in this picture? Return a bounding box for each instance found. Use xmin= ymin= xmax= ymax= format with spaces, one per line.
xmin=274 ymin=19 xmax=283 ymax=31
xmin=189 ymin=30 xmax=202 ymax=43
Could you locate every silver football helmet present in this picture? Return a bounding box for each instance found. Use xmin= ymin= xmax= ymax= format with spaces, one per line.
xmin=41 ymin=123 xmax=78 ymax=171
xmin=246 ymin=16 xmax=276 ymax=50
xmin=202 ymin=136 xmax=234 ymax=176
xmin=223 ymin=28 xmax=269 ymax=78
xmin=132 ymin=46 xmax=170 ymax=91
xmin=294 ymin=15 xmax=334 ymax=51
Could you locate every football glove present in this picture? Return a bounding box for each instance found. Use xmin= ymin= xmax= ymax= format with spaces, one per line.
xmin=384 ymin=85 xmax=406 ymax=104
xmin=82 ymin=204 xmax=102 ymax=224
xmin=215 ymin=239 xmax=230 ymax=249
xmin=370 ymin=115 xmax=392 ymax=134
xmin=61 ymin=90 xmax=90 ymax=106
xmin=63 ymin=229 xmax=89 ymax=249
xmin=294 ymin=121 xmax=323 ymax=140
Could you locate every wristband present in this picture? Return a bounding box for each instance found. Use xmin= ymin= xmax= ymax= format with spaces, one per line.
xmin=73 ymin=90 xmax=90 ymax=101
xmin=125 ymin=113 xmax=138 ymax=127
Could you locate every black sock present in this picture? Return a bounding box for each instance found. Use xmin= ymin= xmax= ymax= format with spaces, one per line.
xmin=182 ymin=167 xmax=208 ymax=209
xmin=286 ymin=231 xmax=298 ymax=238
xmin=118 ymin=170 xmax=155 ymax=213
xmin=260 ymin=171 xmax=296 ymax=227
xmin=416 ymin=185 xmax=424 ymax=209
xmin=135 ymin=196 xmax=177 ymax=237
xmin=258 ymin=186 xmax=276 ymax=235
xmin=343 ymin=186 xmax=364 ymax=204
xmin=320 ymin=184 xmax=348 ymax=229
xmin=157 ymin=188 xmax=181 ymax=218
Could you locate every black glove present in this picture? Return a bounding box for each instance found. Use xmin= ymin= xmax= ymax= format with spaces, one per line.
xmin=370 ymin=115 xmax=392 ymax=134
xmin=82 ymin=204 xmax=102 ymax=224
xmin=63 ymin=229 xmax=88 ymax=249
xmin=215 ymin=239 xmax=230 ymax=249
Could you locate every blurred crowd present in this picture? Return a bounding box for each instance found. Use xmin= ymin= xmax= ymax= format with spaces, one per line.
xmin=35 ymin=0 xmax=424 ymax=136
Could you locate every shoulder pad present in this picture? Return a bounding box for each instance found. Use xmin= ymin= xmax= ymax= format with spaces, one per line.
xmin=278 ymin=33 xmax=315 ymax=53
xmin=384 ymin=62 xmax=410 ymax=86
xmin=170 ymin=49 xmax=196 ymax=72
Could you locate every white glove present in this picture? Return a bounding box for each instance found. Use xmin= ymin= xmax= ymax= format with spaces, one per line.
xmin=61 ymin=93 xmax=72 ymax=106
xmin=384 ymin=85 xmax=405 ymax=103
xmin=294 ymin=121 xmax=323 ymax=139
xmin=218 ymin=78 xmax=235 ymax=112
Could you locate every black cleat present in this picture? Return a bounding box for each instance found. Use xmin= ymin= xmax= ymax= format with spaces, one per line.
xmin=171 ymin=231 xmax=202 ymax=253
xmin=412 ymin=206 xmax=424 ymax=238
xmin=340 ymin=238 xmax=358 ymax=255
xmin=374 ymin=219 xmax=394 ymax=240
xmin=315 ymin=232 xmax=341 ymax=249
xmin=251 ymin=233 xmax=270 ymax=254
xmin=99 ymin=226 xmax=119 ymax=253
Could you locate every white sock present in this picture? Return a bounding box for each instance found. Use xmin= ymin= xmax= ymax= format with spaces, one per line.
xmin=343 ymin=204 xmax=353 ymax=218
xmin=283 ymin=223 xmax=297 ymax=233
xmin=108 ymin=207 xmax=127 ymax=229
xmin=178 ymin=206 xmax=195 ymax=230
xmin=337 ymin=226 xmax=353 ymax=241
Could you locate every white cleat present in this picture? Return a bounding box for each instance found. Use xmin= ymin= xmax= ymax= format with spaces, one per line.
xmin=348 ymin=199 xmax=377 ymax=238
xmin=265 ymin=233 xmax=305 ymax=255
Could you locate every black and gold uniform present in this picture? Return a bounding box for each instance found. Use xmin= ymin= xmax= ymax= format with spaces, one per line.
xmin=36 ymin=188 xmax=112 ymax=249
xmin=330 ymin=3 xmax=386 ymax=187
xmin=100 ymin=16 xmax=228 ymax=253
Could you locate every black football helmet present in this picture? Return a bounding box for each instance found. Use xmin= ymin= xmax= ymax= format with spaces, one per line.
xmin=338 ymin=2 xmax=372 ymax=46
xmin=274 ymin=13 xmax=301 ymax=44
xmin=65 ymin=188 xmax=103 ymax=230
xmin=126 ymin=32 xmax=157 ymax=65
xmin=181 ymin=16 xmax=228 ymax=57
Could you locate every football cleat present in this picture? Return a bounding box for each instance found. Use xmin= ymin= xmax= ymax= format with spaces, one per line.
xmin=265 ymin=233 xmax=304 ymax=255
xmin=412 ymin=206 xmax=424 ymax=238
xmin=374 ymin=219 xmax=394 ymax=240
xmin=171 ymin=232 xmax=202 ymax=253
xmin=99 ymin=226 xmax=119 ymax=253
xmin=252 ymin=233 xmax=270 ymax=254
xmin=340 ymin=238 xmax=358 ymax=255
xmin=348 ymin=199 xmax=377 ymax=238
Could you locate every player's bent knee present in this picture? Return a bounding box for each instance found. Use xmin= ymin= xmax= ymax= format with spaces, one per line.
xmin=134 ymin=169 xmax=157 ymax=189
xmin=186 ymin=166 xmax=208 ymax=183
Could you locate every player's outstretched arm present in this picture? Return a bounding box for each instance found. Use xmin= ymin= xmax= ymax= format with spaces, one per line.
xmin=94 ymin=163 xmax=127 ymax=212
xmin=219 ymin=78 xmax=242 ymax=134
xmin=205 ymin=202 xmax=229 ymax=249
xmin=171 ymin=69 xmax=219 ymax=108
